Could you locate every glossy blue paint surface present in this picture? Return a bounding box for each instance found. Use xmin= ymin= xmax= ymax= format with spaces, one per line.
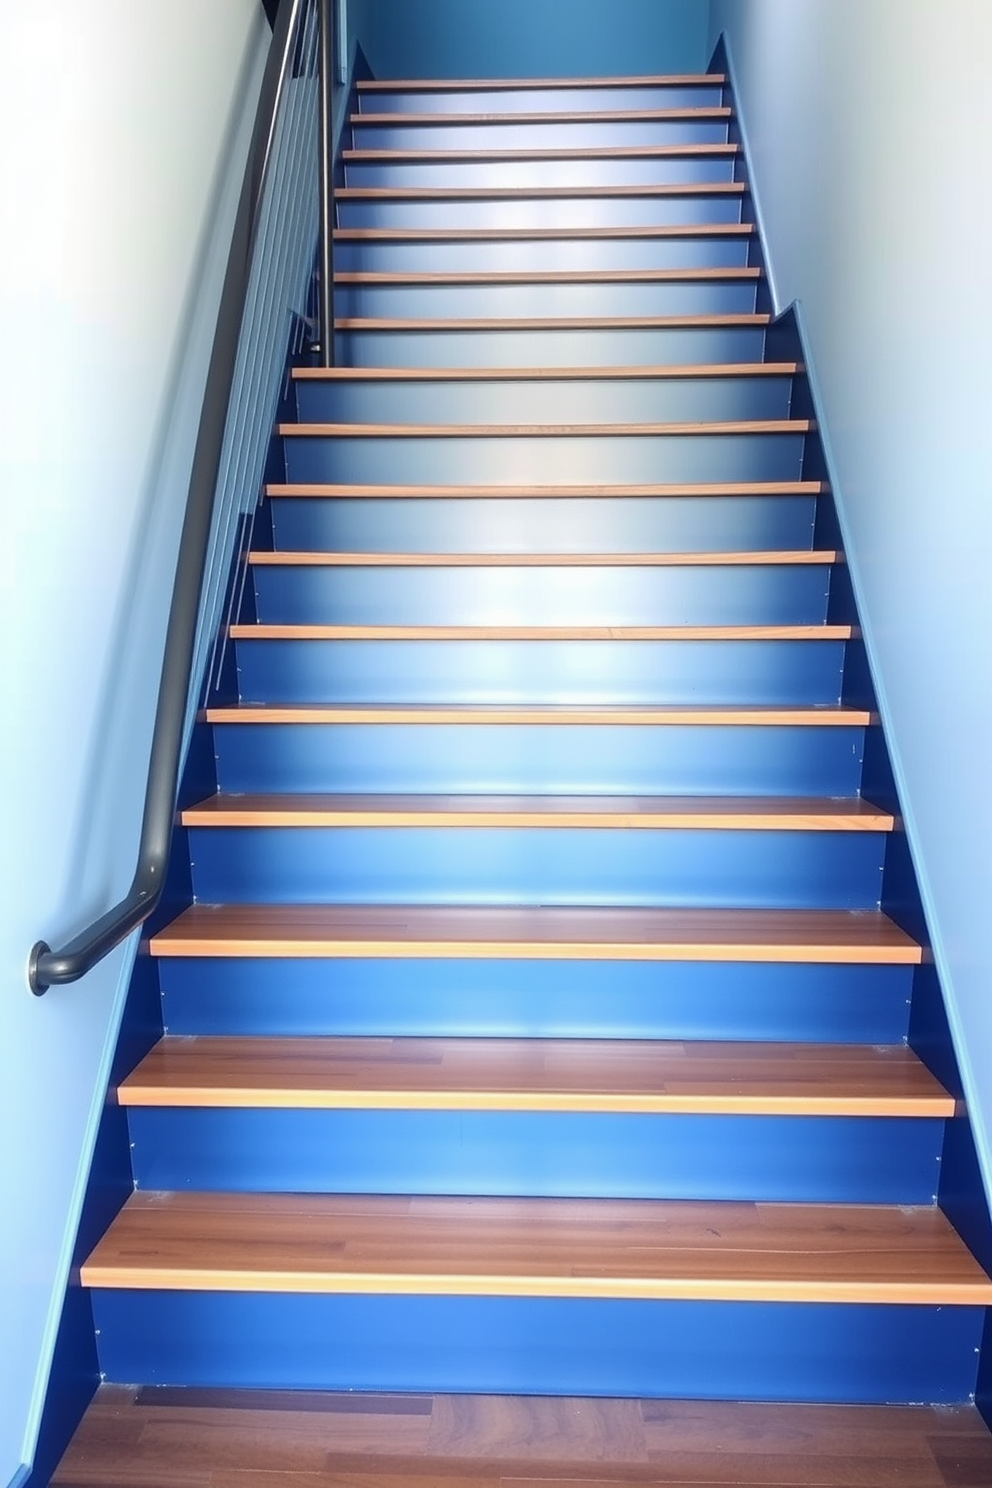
xmin=334 ymin=235 xmax=755 ymax=274
xmin=252 ymin=563 xmax=826 ymax=626
xmin=91 ymin=1291 xmax=984 ymax=1402
xmin=281 ymin=431 xmax=804 ymax=487
xmin=213 ymin=722 xmax=866 ymax=796
xmin=159 ymin=958 xmax=914 ymax=1044
xmin=334 ymin=324 xmax=768 ymax=368
xmin=359 ymin=86 xmax=724 ymax=115
xmin=293 ymin=375 xmax=793 ymax=427
xmin=333 ymin=280 xmax=758 ymax=317
xmin=344 ymin=157 xmax=738 ymax=189
xmin=187 ymin=824 xmax=885 ymax=908
xmin=271 ymin=495 xmax=818 ymax=556
xmin=350 ymin=121 xmax=731 ymax=150
xmin=128 ymin=1109 xmax=942 ymax=1204
xmin=234 ymin=638 xmax=844 ymax=706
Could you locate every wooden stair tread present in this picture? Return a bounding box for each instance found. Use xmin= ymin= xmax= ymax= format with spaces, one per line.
xmin=181 ymin=792 xmax=892 ymax=831
xmin=204 ymin=703 xmax=872 ymax=726
xmin=150 ymin=905 xmax=919 ymax=964
xmin=344 ymin=144 xmax=739 ymax=162
xmin=81 ymin=1192 xmax=988 ymax=1302
xmin=335 ymin=224 xmax=756 ymax=241
xmin=264 ymin=480 xmax=825 ymax=499
xmin=248 ymin=548 xmax=832 ymax=567
xmin=336 ymin=314 xmax=771 ymax=332
xmin=351 ymin=108 xmax=734 ymax=125
xmin=356 ymin=74 xmax=728 ymax=90
xmin=334 ymin=267 xmax=761 ymax=285
xmin=231 ymin=623 xmax=852 ymax=640
xmin=292 ymin=363 xmax=799 ymax=382
xmin=119 ymin=1037 xmax=946 ymax=1115
xmin=277 ymin=422 xmax=808 ymax=440
xmin=337 ymin=184 xmax=745 ymax=200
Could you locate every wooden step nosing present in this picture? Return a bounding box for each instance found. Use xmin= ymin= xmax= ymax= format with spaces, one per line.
xmin=229 ymin=623 xmax=853 ymax=640
xmin=334 ymin=224 xmax=756 ymax=241
xmin=247 ymin=548 xmax=834 ymax=568
xmin=203 ymin=705 xmax=874 ymax=727
xmin=334 ymin=315 xmax=772 ymax=332
xmin=263 ymin=481 xmax=826 ymax=500
xmin=337 ymin=183 xmax=746 ymax=201
xmin=292 ymin=364 xmax=799 ymax=383
xmin=278 ymin=420 xmax=807 ymax=440
xmin=333 ymin=268 xmax=762 ymax=286
xmin=119 ymin=1089 xmax=947 ymax=1117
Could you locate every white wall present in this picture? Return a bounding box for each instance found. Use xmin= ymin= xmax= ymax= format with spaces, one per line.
xmin=709 ymin=0 xmax=992 ymax=1193
xmin=0 ymin=4 xmax=269 ymax=1482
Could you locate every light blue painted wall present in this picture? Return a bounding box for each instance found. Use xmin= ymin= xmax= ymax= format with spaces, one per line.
xmin=355 ymin=0 xmax=712 ymax=79
xmin=0 ymin=4 xmax=270 ymax=1483
xmin=709 ymin=0 xmax=992 ymax=1199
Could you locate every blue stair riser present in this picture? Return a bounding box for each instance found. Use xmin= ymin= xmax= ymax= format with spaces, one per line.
xmin=358 ymin=85 xmax=727 ymax=113
xmin=336 ymin=196 xmax=744 ymax=230
xmin=186 ymin=825 xmax=885 ymax=908
xmin=159 ymin=958 xmax=914 ymax=1044
xmin=90 ymin=1291 xmax=984 ymax=1402
xmin=282 ymin=432 xmax=802 ymax=488
xmin=127 ymin=1109 xmax=941 ymax=1205
xmin=345 ymin=160 xmax=738 ymax=190
xmin=271 ymin=495 xmax=817 ymax=555
xmin=234 ymin=638 xmax=844 ymax=706
xmin=213 ymin=723 xmax=866 ymax=795
xmin=334 ymin=282 xmax=757 ymax=319
xmin=333 ymin=324 xmax=768 ymax=368
xmin=334 ymin=237 xmax=756 ymax=274
xmin=350 ymin=121 xmax=732 ymax=149
xmin=251 ymin=564 xmax=828 ymax=626
xmin=294 ymin=375 xmax=791 ymax=426
xmin=335 ymin=281 xmax=758 ymax=319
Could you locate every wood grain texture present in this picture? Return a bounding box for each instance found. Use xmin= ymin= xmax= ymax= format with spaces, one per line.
xmin=203 ymin=703 xmax=873 ymax=726
xmin=355 ymin=75 xmax=727 ymax=90
xmin=334 ymin=269 xmax=761 ymax=286
xmin=180 ymin=791 xmax=889 ymax=831
xmin=291 ymin=363 xmax=800 ymax=382
xmin=334 ymin=224 xmax=756 ymax=242
xmin=118 ymin=1036 xmax=951 ymax=1116
xmin=276 ymin=422 xmax=809 ymax=442
xmin=250 ymin=549 xmax=830 ymax=570
xmin=149 ymin=905 xmax=920 ymax=964
xmin=333 ymin=314 xmax=771 ymax=331
xmin=80 ymin=1191 xmax=991 ymax=1302
xmin=51 ymin=1385 xmax=992 ymax=1488
xmin=264 ymin=480 xmax=825 ymax=499
xmin=230 ymin=623 xmax=853 ymax=640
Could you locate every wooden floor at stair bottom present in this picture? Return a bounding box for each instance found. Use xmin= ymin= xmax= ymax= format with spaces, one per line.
xmin=52 ymin=1385 xmax=992 ymax=1488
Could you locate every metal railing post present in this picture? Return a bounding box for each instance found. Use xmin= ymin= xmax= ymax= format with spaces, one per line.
xmin=317 ymin=0 xmax=335 ymax=367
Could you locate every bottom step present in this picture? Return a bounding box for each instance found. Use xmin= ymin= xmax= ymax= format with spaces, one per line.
xmin=83 ymin=1193 xmax=990 ymax=1400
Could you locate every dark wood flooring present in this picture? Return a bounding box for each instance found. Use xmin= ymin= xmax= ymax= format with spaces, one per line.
xmin=51 ymin=1385 xmax=992 ymax=1487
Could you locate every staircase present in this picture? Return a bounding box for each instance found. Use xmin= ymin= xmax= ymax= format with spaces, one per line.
xmin=81 ymin=69 xmax=991 ymax=1404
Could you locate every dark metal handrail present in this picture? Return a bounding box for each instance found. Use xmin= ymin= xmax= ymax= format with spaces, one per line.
xmin=29 ymin=0 xmax=331 ymax=993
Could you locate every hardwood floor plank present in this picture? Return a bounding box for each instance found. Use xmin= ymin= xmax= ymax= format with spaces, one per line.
xmin=79 ymin=1193 xmax=991 ymax=1303
xmin=53 ymin=1390 xmax=992 ymax=1488
xmin=230 ymin=623 xmax=853 ymax=640
xmin=118 ymin=1037 xmax=951 ymax=1117
xmin=274 ymin=426 xmax=809 ymax=444
xmin=291 ymin=364 xmax=798 ymax=382
xmin=180 ymin=792 xmax=886 ymax=830
xmin=264 ymin=481 xmax=824 ymax=499
xmin=149 ymin=905 xmax=919 ymax=964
